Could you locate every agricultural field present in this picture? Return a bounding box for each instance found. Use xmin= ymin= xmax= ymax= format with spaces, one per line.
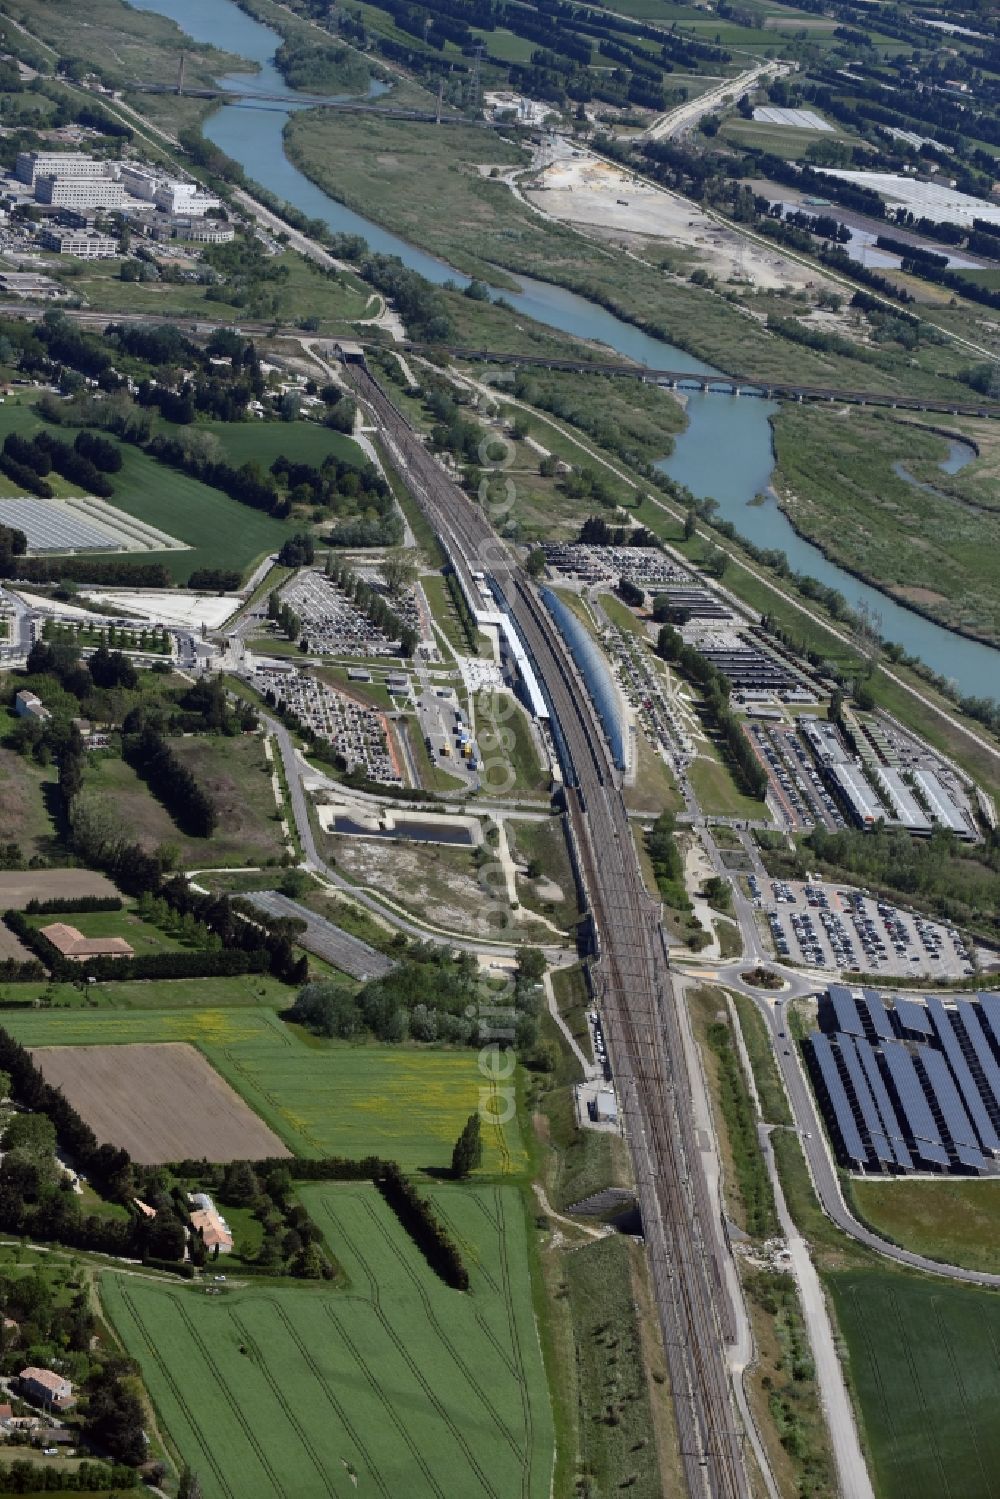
xmin=0 ymin=740 xmax=60 ymax=863
xmin=0 ymin=867 xmax=118 ymax=908
xmin=196 ymin=420 xmax=364 ymax=471
xmin=101 ymin=1182 xmax=553 ymax=1499
xmin=828 ymin=1270 xmax=1000 ymax=1499
xmin=0 ymin=402 xmax=292 ymax=583
xmin=1 ymin=1007 xmax=526 ymax=1173
xmin=80 ymin=735 xmax=287 ymax=868
xmin=30 ymin=1042 xmax=290 ymax=1163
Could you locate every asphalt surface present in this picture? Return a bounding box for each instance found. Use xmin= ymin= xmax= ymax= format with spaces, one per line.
xmin=242 ymin=889 xmax=395 ymax=981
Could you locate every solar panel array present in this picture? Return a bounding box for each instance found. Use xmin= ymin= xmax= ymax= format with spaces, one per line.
xmin=0 ymin=498 xmax=120 ymax=554
xmin=806 ymin=988 xmax=1000 ymax=1175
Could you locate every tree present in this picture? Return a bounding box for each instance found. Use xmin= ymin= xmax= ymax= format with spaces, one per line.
xmin=220 ymin=1159 xmax=259 ymax=1207
xmin=516 ymin=946 xmax=546 ymax=984
xmin=683 ymin=508 xmax=697 ymax=541
xmin=451 ymin=1112 xmax=483 ymax=1179
xmin=381 ymin=552 xmax=417 ymax=596
xmin=525 ymin=547 xmax=546 ymax=578
xmin=178 ymin=1465 xmax=203 ymax=1499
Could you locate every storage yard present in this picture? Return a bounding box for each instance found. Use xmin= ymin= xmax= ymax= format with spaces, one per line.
xmin=806 ymin=987 xmax=1000 ymax=1176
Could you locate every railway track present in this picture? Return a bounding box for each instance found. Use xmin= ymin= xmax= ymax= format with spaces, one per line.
xmin=348 ymin=365 xmax=751 ymax=1499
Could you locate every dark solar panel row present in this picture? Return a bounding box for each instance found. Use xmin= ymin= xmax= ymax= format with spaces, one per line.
xmin=861 ymin=988 xmax=895 ymax=1042
xmin=916 ymin=1047 xmax=987 ymax=1171
xmin=976 ymin=993 xmax=1000 ymax=1059
xmin=835 ymin=1035 xmax=894 ymax=1167
xmin=926 ymin=998 xmax=1000 ymax=1155
xmin=855 ymin=1035 xmax=913 ymax=1171
xmin=955 ymin=999 xmax=1000 ymax=1130
xmin=878 ymin=1042 xmax=950 ymax=1169
xmin=828 ymin=984 xmax=865 ymax=1037
xmin=891 ymin=996 xmax=932 ymax=1039
xmin=807 ymin=1034 xmax=868 ymax=1168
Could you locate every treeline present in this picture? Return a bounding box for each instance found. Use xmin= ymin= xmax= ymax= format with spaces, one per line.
xmin=123 ymin=725 xmax=217 ymax=838
xmin=377 ymin=1164 xmax=468 ymax=1290
xmin=4 ymin=910 xmax=269 ymax=985
xmin=645 ymin=811 xmax=688 ymax=911
xmin=0 ymin=1461 xmax=137 ymax=1492
xmin=146 ymin=434 xmax=289 ymax=518
xmin=0 ymin=552 xmax=171 ymax=587
xmin=656 ymin=624 xmax=767 ymax=800
xmin=24 ymin=895 xmax=122 ymax=914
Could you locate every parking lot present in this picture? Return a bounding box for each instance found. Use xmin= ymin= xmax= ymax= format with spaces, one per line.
xmin=754 ymin=876 xmax=973 ymax=978
xmin=252 ymin=664 xmax=402 ymax=784
xmin=745 ymin=721 xmax=846 ymax=831
xmin=281 ymin=570 xmax=419 ymax=658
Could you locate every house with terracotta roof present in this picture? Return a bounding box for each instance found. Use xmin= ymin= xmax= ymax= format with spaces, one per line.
xmin=19 ymin=1367 xmax=75 ymax=1411
xmin=39 ymin=922 xmax=134 ymax=963
xmin=188 ymin=1192 xmax=234 ymax=1255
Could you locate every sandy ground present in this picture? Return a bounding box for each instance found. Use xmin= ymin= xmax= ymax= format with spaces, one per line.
xmin=525 ymin=151 xmax=832 ymax=294
xmin=80 ymin=590 xmax=241 ymax=629
xmin=31 ymin=1042 xmax=290 ymax=1164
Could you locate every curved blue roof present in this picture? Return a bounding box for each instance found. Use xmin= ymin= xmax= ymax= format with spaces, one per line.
xmin=541 ymin=589 xmax=626 ymax=770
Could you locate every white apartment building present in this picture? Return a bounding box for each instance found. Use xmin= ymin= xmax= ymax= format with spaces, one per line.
xmin=118 ymin=163 xmax=160 ymax=201
xmin=152 ymin=181 xmax=221 ymax=217
xmin=35 ymin=176 xmax=129 ymax=209
xmin=16 ymin=151 xmax=113 ymax=186
xmin=40 ymin=227 xmax=118 ymax=258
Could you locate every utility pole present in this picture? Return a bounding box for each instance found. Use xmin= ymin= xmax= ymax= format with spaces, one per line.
xmin=176 ymin=51 xmax=186 ymax=96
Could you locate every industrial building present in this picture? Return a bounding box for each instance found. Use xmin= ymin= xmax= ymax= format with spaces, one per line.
xmin=39 ymin=227 xmax=117 ymax=258
xmin=806 ymin=987 xmax=1000 ymax=1175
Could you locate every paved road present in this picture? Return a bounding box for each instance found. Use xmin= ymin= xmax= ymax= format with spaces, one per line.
xmin=641 ymin=61 xmax=785 ymax=140
xmin=758 ymin=1123 xmax=875 ymax=1499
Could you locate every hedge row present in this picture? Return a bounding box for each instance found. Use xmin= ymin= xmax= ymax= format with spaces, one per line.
xmin=24 ymin=895 xmax=123 ymax=915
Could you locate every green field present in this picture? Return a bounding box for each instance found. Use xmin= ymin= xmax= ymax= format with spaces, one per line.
xmin=0 ymin=973 xmax=296 ymax=1010
xmin=0 ymin=403 xmax=292 ymax=583
xmin=25 ymin=906 xmax=187 ymax=958
xmin=101 ymin=1182 xmax=553 ymax=1499
xmin=196 ymin=420 xmax=364 ymax=470
xmin=0 ymin=1007 xmax=525 ymax=1173
xmin=829 ymin=1270 xmax=1000 ymax=1499
xmin=852 ymin=1179 xmax=1000 ymax=1276
xmin=0 ymin=739 xmax=60 ymax=861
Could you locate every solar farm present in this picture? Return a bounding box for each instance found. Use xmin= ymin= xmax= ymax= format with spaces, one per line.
xmin=0 ymin=496 xmax=185 ymax=555
xmin=751 ymin=106 xmax=833 ymax=132
xmin=806 ymin=986 xmax=1000 ymax=1176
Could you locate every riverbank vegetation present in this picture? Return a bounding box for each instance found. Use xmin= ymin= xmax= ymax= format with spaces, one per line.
xmin=772 ymin=406 xmax=1000 ymax=647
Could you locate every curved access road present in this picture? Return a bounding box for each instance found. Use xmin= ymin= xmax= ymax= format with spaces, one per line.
xmin=753 ymin=990 xmax=1000 ymax=1289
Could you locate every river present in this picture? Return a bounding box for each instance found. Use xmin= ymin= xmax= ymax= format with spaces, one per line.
xmin=131 ymin=0 xmax=1000 ymax=697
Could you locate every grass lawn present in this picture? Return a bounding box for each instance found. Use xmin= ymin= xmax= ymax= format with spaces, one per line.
xmin=850 ymin=1179 xmax=1000 ymax=1277
xmin=101 ymin=1182 xmax=553 ymax=1499
xmin=0 ymin=973 xmax=295 ymax=1009
xmin=0 ymin=738 xmax=61 ymax=862
xmin=195 ymin=420 xmax=365 ymax=470
xmin=421 ymin=572 xmax=472 ymax=655
xmin=1 ymin=1007 xmax=525 ymax=1174
xmin=688 ymin=751 xmax=765 ymax=821
xmin=80 ymin=737 xmax=287 ymax=869
xmin=0 ymin=402 xmax=293 ymax=583
xmin=476 ymin=691 xmax=550 ymax=797
xmin=828 ymin=1269 xmax=1000 ymax=1499
xmin=509 ymin=816 xmax=580 ymax=931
